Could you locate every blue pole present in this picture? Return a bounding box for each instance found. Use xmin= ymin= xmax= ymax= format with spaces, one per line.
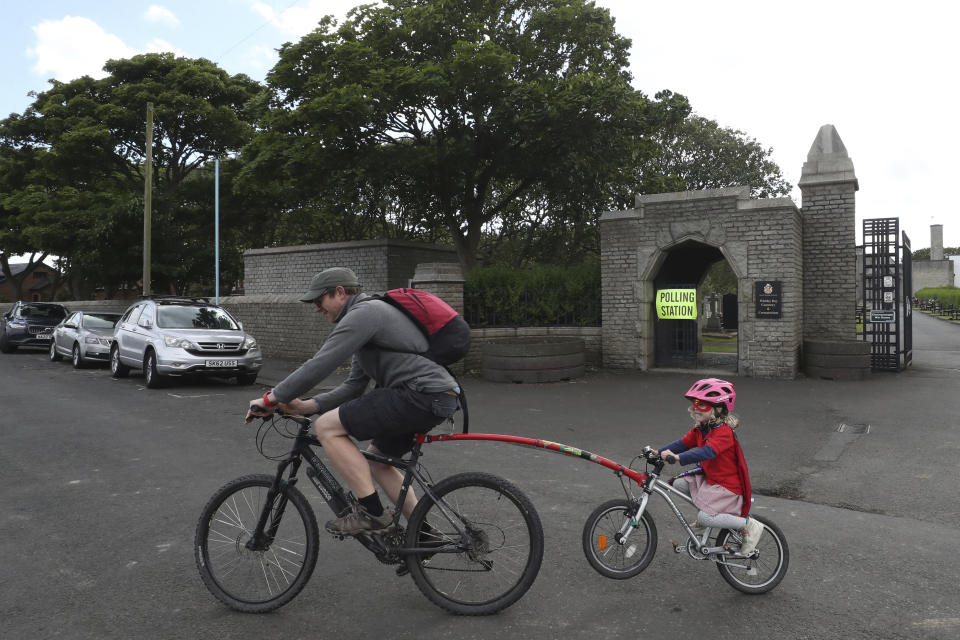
xmin=215 ymin=157 xmax=220 ymax=305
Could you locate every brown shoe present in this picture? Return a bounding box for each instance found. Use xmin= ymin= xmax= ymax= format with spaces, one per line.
xmin=325 ymin=506 xmax=395 ymax=536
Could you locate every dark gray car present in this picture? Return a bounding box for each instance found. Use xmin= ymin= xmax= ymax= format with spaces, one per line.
xmin=0 ymin=301 xmax=69 ymax=353
xmin=49 ymin=311 xmax=122 ymax=368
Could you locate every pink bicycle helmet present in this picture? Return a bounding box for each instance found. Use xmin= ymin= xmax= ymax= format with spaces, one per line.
xmin=684 ymin=378 xmax=736 ymax=413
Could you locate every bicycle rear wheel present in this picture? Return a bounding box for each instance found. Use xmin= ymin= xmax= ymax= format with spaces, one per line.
xmin=582 ymin=499 xmax=658 ymax=579
xmin=195 ymin=474 xmax=319 ymax=612
xmin=404 ymin=472 xmax=544 ymax=615
xmin=715 ymin=514 xmax=789 ymax=594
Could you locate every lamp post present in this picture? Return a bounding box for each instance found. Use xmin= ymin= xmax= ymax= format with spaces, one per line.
xmin=214 ymin=156 xmax=220 ymax=305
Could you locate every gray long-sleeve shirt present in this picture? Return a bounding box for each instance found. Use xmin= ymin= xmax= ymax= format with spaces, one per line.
xmin=271 ymin=293 xmax=458 ymax=413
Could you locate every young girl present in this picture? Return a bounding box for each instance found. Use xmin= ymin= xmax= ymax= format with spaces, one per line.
xmin=655 ymin=378 xmax=764 ymax=555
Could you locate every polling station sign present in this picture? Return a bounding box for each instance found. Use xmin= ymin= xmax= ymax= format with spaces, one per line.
xmin=656 ymin=289 xmax=697 ymax=320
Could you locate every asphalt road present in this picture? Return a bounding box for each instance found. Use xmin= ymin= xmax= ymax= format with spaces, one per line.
xmin=2 ymin=311 xmax=959 ymax=639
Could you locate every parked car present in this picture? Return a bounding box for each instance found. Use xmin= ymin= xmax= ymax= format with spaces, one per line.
xmin=0 ymin=301 xmax=69 ymax=353
xmin=49 ymin=310 xmax=122 ymax=368
xmin=110 ymin=296 xmax=261 ymax=388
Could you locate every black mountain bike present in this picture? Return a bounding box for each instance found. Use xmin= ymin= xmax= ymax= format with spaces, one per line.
xmin=194 ymin=413 xmax=544 ymax=615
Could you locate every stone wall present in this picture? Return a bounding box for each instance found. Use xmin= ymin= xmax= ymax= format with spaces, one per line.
xmin=243 ymin=239 xmax=457 ymax=296
xmin=912 ymin=260 xmax=956 ymax=293
xmin=463 ymin=326 xmax=602 ymax=372
xmin=600 ymin=186 xmax=803 ymax=379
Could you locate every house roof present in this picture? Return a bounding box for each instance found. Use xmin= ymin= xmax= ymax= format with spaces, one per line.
xmin=0 ymin=262 xmax=55 ymax=284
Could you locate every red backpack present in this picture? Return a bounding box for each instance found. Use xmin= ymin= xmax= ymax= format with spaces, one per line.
xmin=374 ymin=288 xmax=471 ymax=366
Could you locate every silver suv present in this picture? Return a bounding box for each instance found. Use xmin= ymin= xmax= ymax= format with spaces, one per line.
xmin=110 ymin=297 xmax=261 ymax=388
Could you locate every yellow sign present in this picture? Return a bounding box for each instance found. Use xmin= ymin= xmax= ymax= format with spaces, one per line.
xmin=656 ymin=289 xmax=697 ymax=320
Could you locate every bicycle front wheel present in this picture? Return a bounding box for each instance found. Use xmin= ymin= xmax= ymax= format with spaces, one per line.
xmin=195 ymin=474 xmax=319 ymax=613
xmin=404 ymin=472 xmax=544 ymax=615
xmin=715 ymin=514 xmax=789 ymax=594
xmin=582 ymin=499 xmax=658 ymax=579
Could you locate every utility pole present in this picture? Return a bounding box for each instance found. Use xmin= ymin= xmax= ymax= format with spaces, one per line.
xmin=143 ymin=102 xmax=154 ymax=296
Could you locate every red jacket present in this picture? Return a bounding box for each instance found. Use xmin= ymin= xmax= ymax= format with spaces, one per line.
xmin=680 ymin=423 xmax=752 ymax=517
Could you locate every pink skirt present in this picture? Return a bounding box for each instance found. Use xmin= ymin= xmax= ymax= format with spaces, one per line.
xmin=687 ymin=473 xmax=743 ymax=516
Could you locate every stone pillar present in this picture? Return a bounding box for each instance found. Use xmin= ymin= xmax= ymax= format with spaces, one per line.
xmin=410 ymin=262 xmax=466 ymax=375
xmin=931 ymin=224 xmax=944 ymax=261
xmin=799 ymin=124 xmax=859 ymax=341
xmin=410 ymin=262 xmax=465 ymax=313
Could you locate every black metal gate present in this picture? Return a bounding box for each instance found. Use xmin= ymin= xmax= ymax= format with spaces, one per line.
xmin=902 ymin=231 xmax=912 ymax=368
xmin=654 ymin=284 xmax=699 ymax=367
xmin=861 ymin=218 xmax=912 ymax=371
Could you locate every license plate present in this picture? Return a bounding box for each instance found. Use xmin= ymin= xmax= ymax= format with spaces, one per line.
xmin=205 ymin=359 xmax=238 ymax=368
xmin=38 ymin=329 xmax=52 ymax=336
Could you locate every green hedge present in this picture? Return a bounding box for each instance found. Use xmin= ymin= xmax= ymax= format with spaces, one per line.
xmin=464 ymin=262 xmax=600 ymax=327
xmin=915 ymin=286 xmax=960 ymax=307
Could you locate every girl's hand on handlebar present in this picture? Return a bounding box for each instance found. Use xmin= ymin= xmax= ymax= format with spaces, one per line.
xmin=660 ymin=449 xmax=678 ymax=464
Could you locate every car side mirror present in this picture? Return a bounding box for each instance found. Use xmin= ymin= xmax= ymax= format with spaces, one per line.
xmin=237 ymin=321 xmax=243 ymax=330
xmin=139 ymin=318 xmax=153 ymax=329
xmin=65 ymin=323 xmax=77 ymax=329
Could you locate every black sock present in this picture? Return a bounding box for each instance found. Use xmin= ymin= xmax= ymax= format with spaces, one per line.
xmin=358 ymin=492 xmax=384 ymax=516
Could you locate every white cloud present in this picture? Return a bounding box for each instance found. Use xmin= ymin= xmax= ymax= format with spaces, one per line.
xmin=249 ymin=0 xmax=371 ymax=38
xmin=247 ymin=44 xmax=278 ymax=72
xmin=144 ymin=38 xmax=187 ymax=58
xmin=27 ymin=17 xmax=188 ymax=84
xmin=145 ymin=5 xmax=181 ymax=27
xmin=28 ymin=16 xmax=136 ymax=80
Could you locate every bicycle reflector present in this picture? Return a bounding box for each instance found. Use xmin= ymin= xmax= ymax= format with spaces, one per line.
xmin=597 ymin=534 xmax=608 ymax=551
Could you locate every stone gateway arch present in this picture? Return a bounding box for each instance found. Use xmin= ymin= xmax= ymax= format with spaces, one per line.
xmin=599 ymin=125 xmax=864 ymax=380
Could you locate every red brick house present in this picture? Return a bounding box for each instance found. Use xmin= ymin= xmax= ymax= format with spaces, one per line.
xmin=0 ymin=263 xmax=57 ymax=302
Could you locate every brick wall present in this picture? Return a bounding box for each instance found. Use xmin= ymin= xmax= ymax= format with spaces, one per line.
xmin=243 ymin=239 xmax=457 ymax=296
xmin=600 ymin=187 xmax=804 ymax=379
xmin=800 ymin=182 xmax=858 ymax=340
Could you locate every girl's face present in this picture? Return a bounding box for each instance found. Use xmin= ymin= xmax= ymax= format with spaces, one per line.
xmin=688 ymin=399 xmax=715 ymax=424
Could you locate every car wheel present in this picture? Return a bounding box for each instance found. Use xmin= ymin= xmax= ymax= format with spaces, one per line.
xmin=50 ymin=340 xmax=62 ymax=362
xmin=144 ymin=350 xmax=165 ymax=388
xmin=72 ymin=343 xmax=86 ymax=369
xmin=236 ymin=372 xmax=258 ymax=385
xmin=0 ymin=333 xmax=15 ymax=354
xmin=110 ymin=344 xmax=130 ymax=378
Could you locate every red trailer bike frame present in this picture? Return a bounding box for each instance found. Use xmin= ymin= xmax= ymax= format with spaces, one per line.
xmin=416 ymin=432 xmax=647 ymax=485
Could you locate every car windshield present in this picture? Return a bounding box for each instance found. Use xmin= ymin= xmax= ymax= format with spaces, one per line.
xmin=20 ymin=305 xmax=66 ymax=321
xmin=82 ymin=313 xmax=120 ymax=330
xmin=157 ymin=305 xmax=238 ymax=330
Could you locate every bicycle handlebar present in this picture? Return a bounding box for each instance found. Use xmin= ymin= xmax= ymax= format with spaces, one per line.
xmin=641 ymin=446 xmax=677 ymax=465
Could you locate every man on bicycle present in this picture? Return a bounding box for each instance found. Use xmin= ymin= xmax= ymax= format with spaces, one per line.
xmin=247 ymin=267 xmax=459 ymax=535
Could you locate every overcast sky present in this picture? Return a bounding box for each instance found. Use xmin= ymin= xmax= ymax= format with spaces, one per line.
xmin=2 ymin=0 xmax=957 ymax=250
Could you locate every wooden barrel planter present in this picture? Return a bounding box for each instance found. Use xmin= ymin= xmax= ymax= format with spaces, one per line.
xmin=481 ymin=337 xmax=586 ymax=383
xmin=803 ymin=339 xmax=872 ymax=380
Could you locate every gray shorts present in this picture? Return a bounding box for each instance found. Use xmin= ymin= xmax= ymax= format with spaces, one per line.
xmin=339 ymin=385 xmax=459 ymax=456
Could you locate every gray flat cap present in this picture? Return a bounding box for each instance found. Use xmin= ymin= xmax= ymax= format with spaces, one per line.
xmin=298 ymin=267 xmax=361 ymax=302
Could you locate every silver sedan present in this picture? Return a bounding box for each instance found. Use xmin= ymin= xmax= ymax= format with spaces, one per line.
xmin=50 ymin=311 xmax=122 ymax=368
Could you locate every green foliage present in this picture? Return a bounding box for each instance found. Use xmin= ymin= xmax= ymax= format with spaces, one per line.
xmin=243 ymin=0 xmax=686 ymax=270
xmin=701 ymin=259 xmax=737 ymax=295
xmin=464 ymin=261 xmax=600 ymax=326
xmin=643 ymin=114 xmax=792 ymax=198
xmin=915 ymin=287 xmax=960 ymax=307
xmin=912 ymin=247 xmax=960 ymax=261
xmin=0 ymin=53 xmax=261 ymax=297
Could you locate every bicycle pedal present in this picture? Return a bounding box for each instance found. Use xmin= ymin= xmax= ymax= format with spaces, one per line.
xmin=672 ymin=542 xmax=685 ymax=553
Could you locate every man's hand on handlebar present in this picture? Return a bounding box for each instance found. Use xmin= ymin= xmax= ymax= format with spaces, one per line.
xmin=246 ymin=399 xmax=275 ymax=423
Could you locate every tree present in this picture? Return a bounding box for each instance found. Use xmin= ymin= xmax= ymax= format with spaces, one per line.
xmin=0 ymin=53 xmax=262 ymax=296
xmin=242 ymin=0 xmax=687 ymax=270
xmin=643 ymin=114 xmax=792 ymax=198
